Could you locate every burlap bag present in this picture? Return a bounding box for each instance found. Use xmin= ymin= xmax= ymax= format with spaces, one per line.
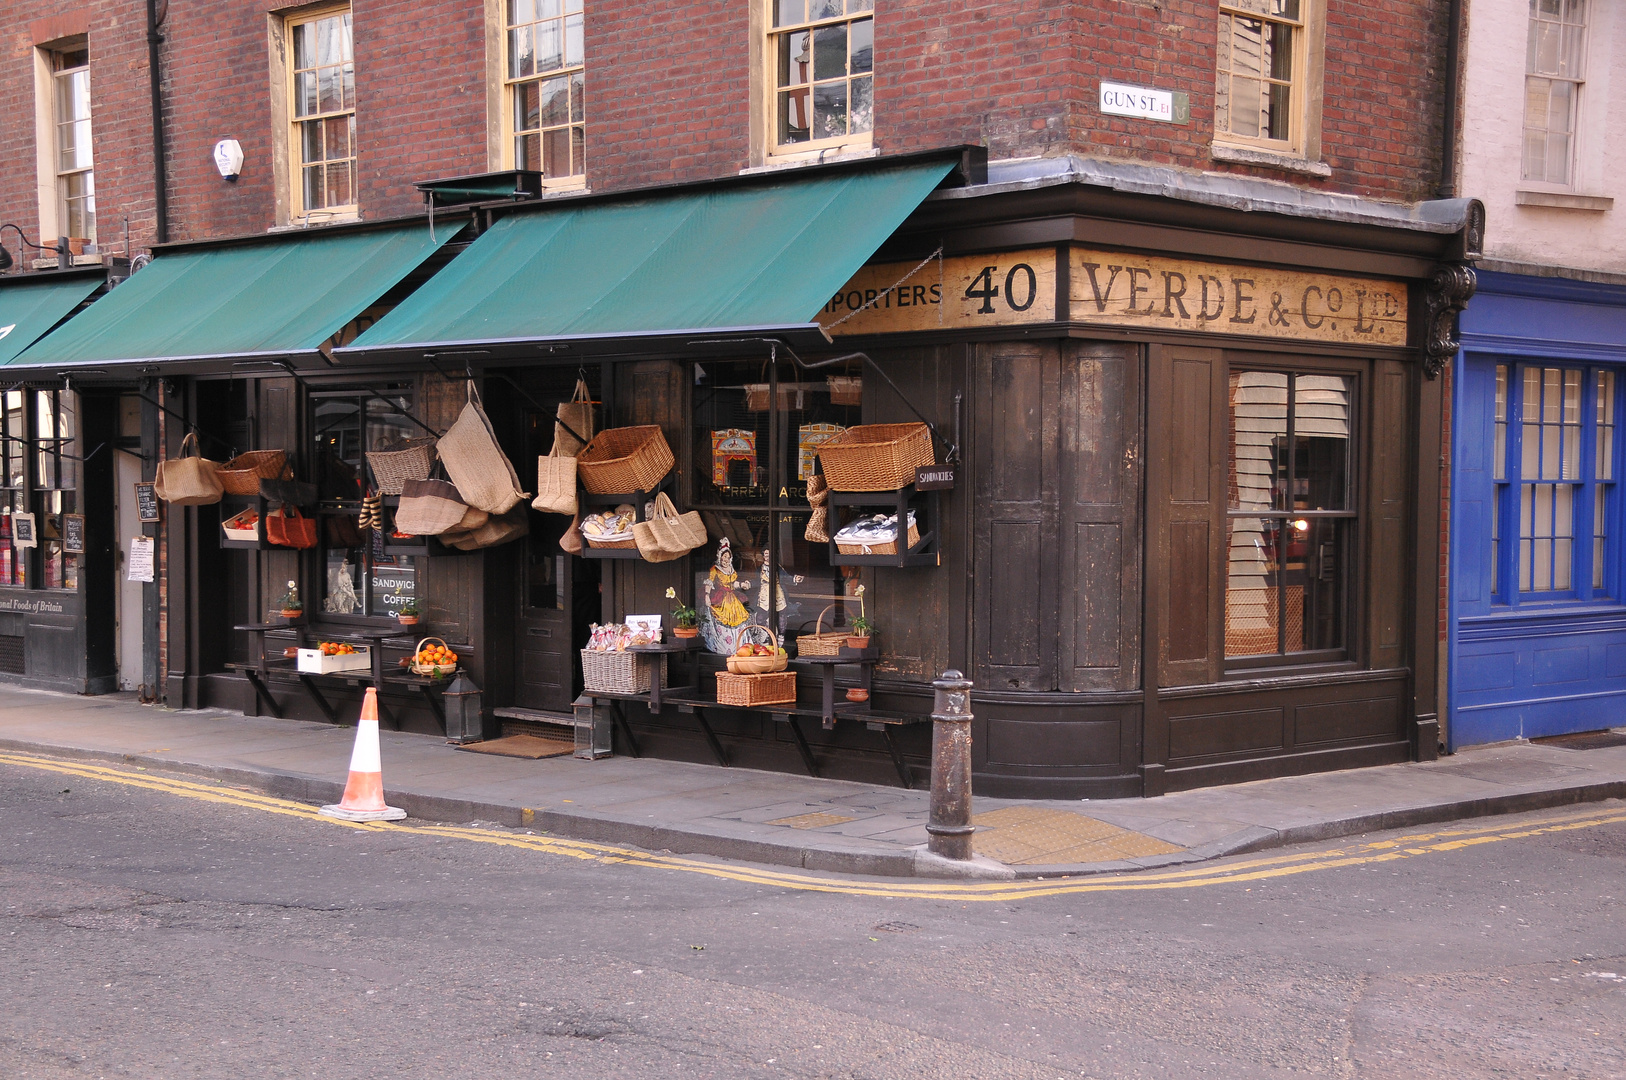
xmin=554 ymin=378 xmax=595 ymax=457
xmin=153 ymin=433 xmax=224 ymax=506
xmin=393 ymin=478 xmax=468 ymax=536
xmin=436 ymin=381 xmax=528 ymax=514
xmin=532 ymin=450 xmax=578 ymax=515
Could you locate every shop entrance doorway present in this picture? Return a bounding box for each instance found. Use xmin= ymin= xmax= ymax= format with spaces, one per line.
xmin=513 ymin=402 xmax=597 ymax=715
xmin=112 ymin=396 xmax=146 ymax=692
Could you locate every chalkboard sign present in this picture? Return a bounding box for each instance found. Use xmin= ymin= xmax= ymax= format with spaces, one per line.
xmin=63 ymin=514 xmax=84 ymax=554
xmin=12 ymin=513 xmax=36 ymax=549
xmin=134 ymin=482 xmax=160 ymax=522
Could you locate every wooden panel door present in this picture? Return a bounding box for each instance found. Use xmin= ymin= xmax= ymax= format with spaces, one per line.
xmin=1148 ymin=345 xmax=1226 ymax=688
xmin=974 ymin=343 xmax=1059 ymax=691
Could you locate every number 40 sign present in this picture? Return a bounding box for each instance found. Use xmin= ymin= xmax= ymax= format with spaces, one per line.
xmin=817 ymin=249 xmax=1057 ymax=336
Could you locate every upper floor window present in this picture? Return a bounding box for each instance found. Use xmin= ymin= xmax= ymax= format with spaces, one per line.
xmin=1489 ymin=362 xmax=1619 ymax=601
xmin=1522 ymin=0 xmax=1587 ymax=186
xmin=770 ymin=0 xmax=873 ymax=154
xmin=506 ymin=0 xmax=585 ymax=184
xmin=287 ymin=7 xmax=356 ymax=218
xmin=50 ymin=44 xmax=95 ymax=247
xmin=1215 ymin=1 xmax=1305 ymax=150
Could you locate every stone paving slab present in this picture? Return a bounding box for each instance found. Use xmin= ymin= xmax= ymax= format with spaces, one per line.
xmin=1 ymin=685 xmax=1625 ymax=879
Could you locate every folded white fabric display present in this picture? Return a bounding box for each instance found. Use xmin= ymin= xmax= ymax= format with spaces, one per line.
xmin=832 ymin=510 xmax=916 ymax=545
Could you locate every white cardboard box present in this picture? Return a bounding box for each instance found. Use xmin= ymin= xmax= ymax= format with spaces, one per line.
xmin=296 ymin=646 xmax=371 ymax=674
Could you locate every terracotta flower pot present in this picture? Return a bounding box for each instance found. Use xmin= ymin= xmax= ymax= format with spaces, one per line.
xmin=673 ymin=626 xmax=699 ymax=638
xmin=845 ymin=635 xmax=870 ymax=649
xmin=398 ymin=615 xmax=420 ymax=627
xmin=280 ymin=609 xmax=303 ymax=620
xmin=845 ymin=687 xmax=870 ymax=703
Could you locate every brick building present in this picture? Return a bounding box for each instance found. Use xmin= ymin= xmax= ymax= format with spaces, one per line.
xmin=0 ymin=1 xmax=1481 ymax=795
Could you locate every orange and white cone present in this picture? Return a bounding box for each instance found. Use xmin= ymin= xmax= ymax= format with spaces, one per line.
xmin=319 ymin=688 xmax=406 ymax=822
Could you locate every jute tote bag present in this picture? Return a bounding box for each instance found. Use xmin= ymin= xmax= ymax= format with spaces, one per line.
xmin=437 ymin=381 xmax=529 ymax=515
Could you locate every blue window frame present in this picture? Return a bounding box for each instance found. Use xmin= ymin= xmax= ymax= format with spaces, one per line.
xmin=1491 ymin=361 xmax=1619 ymax=604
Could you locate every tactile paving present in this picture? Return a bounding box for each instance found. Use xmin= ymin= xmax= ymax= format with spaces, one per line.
xmin=972 ymin=806 xmax=1184 ymax=865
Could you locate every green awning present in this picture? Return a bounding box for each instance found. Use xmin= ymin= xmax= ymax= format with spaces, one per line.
xmin=0 ymin=273 xmax=103 ymax=366
xmin=14 ymin=222 xmax=456 ymax=369
xmin=342 ymin=159 xmax=955 ymax=358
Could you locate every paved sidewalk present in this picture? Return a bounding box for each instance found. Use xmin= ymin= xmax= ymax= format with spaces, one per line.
xmin=1 ymin=685 xmax=1624 ymax=879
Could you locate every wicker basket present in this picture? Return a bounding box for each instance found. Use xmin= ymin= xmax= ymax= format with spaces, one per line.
xmin=409 ymin=636 xmax=460 ymax=677
xmin=826 ymin=375 xmax=863 ymax=406
xmin=744 ymin=384 xmax=806 ymax=412
xmin=217 ymin=450 xmax=288 ymax=496
xmin=715 ymin=670 xmax=797 ymax=707
xmin=581 ymin=648 xmax=667 ymax=693
xmin=816 ymin=423 xmax=934 ymax=492
xmin=797 ymin=604 xmax=848 ymax=657
xmin=836 ymin=519 xmax=920 ymax=556
xmin=576 ymin=426 xmax=675 ymax=495
xmin=366 ymin=441 xmax=436 ymax=495
xmin=725 ymin=624 xmax=785 ymax=673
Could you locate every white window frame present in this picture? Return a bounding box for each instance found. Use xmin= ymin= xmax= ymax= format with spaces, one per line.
xmin=1520 ymin=0 xmax=1589 ymax=190
xmin=753 ymin=0 xmax=875 ymax=167
xmin=499 ymin=0 xmax=587 ymax=189
xmin=1211 ymin=0 xmax=1327 ymax=170
xmin=32 ymin=37 xmax=98 ymax=259
xmin=273 ymin=3 xmax=358 ymax=226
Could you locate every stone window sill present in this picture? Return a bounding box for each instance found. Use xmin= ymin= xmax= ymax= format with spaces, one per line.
xmin=743 ymin=145 xmax=879 ymax=176
xmin=1515 ymin=189 xmax=1613 ymax=212
xmin=1210 ymin=142 xmax=1332 ymax=177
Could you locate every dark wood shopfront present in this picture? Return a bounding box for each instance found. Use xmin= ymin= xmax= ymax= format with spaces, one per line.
xmin=153 ymin=169 xmax=1476 ymax=798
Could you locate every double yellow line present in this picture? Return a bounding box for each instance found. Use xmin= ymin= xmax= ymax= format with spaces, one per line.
xmin=6 ymin=749 xmax=1623 ymax=902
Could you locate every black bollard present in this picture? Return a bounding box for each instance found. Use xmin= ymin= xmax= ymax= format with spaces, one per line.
xmin=926 ymin=669 xmax=975 ymax=861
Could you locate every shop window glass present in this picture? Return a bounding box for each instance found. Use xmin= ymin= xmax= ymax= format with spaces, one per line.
xmin=35 ymin=390 xmax=77 ymax=591
xmin=689 ymin=360 xmax=863 ymax=653
xmin=0 ymin=392 xmax=27 ymax=587
xmin=312 ymin=388 xmax=417 ymax=618
xmin=1225 ymin=370 xmax=1353 ymax=660
xmin=1490 ymin=362 xmax=1617 ymax=601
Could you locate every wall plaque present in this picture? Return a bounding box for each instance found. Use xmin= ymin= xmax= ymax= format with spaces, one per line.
xmin=1068 ymin=248 xmax=1409 ymax=345
xmin=818 ymin=248 xmax=1058 ymax=335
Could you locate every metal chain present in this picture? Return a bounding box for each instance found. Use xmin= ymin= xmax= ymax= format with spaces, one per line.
xmin=824 ymin=246 xmax=946 ymax=331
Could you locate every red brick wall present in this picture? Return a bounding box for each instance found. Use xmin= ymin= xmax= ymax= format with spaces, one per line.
xmin=0 ymin=0 xmax=1450 ymax=256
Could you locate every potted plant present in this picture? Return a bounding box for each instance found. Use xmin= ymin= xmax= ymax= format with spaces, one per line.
xmin=396 ymin=599 xmax=422 ymax=628
xmin=278 ymin=580 xmax=304 ymax=621
xmin=846 ymin=584 xmax=872 ymax=649
xmin=667 ymin=587 xmax=699 ymax=638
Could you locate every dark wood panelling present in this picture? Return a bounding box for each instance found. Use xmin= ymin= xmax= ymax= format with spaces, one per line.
xmin=1150 ymin=345 xmax=1225 ymax=689
xmin=1057 ymin=342 xmax=1141 ymax=692
xmin=1169 ymin=707 xmax=1284 ymax=760
xmin=985 ymin=717 xmax=1123 ymax=767
xmin=1295 ymin=696 xmax=1402 ymax=745
xmin=974 ymin=343 xmax=1059 ymax=691
xmin=1368 ymin=361 xmax=1409 ymax=669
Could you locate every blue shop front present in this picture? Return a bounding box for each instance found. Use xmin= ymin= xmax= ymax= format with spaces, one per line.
xmin=1449 ymin=270 xmax=1626 ymax=747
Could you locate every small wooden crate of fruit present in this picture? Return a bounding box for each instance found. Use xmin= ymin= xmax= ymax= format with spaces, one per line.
xmin=297 ymin=641 xmax=370 ymax=674
xmin=222 ymin=506 xmax=260 ymax=541
xmin=410 ymin=637 xmax=460 ymax=677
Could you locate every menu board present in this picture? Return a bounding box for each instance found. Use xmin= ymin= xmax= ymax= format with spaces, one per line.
xmin=134 ymin=483 xmax=161 ymax=522
xmin=63 ymin=514 xmax=84 ymax=554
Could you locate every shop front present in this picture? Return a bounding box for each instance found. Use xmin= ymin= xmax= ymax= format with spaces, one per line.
xmin=1448 ymin=270 xmax=1626 ymax=747
xmin=11 ymin=152 xmax=1483 ymax=797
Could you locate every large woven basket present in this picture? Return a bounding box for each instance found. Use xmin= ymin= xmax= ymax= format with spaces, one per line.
xmin=217 ymin=450 xmax=288 ymax=496
xmin=826 ymin=375 xmax=862 ymax=406
xmin=797 ymin=604 xmax=848 ymax=657
xmin=816 ymin=423 xmax=933 ymax=492
xmin=577 ymin=426 xmax=675 ymax=495
xmin=581 ymin=649 xmax=667 ymax=694
xmin=836 ymin=519 xmax=920 ymax=556
xmin=366 ymin=441 xmax=436 ymax=495
xmin=715 ymin=671 xmax=797 ymax=707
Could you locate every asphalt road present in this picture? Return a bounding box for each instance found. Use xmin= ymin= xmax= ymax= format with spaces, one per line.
xmin=2 ymin=755 xmax=1624 ymax=1080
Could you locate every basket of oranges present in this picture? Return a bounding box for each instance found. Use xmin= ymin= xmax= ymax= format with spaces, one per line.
xmin=411 ymin=637 xmax=460 ymax=677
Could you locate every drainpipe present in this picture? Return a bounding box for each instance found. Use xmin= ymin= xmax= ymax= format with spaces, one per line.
xmin=146 ymin=0 xmax=170 ymax=243
xmin=1436 ymin=0 xmax=1463 ymax=198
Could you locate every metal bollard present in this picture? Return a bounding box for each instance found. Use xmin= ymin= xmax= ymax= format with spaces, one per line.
xmin=926 ymin=669 xmax=975 ymax=861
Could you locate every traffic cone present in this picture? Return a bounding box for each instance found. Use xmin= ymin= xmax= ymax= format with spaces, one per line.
xmin=319 ymin=688 xmax=406 ymax=822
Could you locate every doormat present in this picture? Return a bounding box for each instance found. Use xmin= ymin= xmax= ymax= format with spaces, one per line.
xmin=455 ymin=734 xmax=575 ymax=759
xmin=1532 ymin=729 xmax=1626 ymax=751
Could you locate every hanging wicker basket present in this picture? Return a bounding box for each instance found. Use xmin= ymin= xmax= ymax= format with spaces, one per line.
xmin=217 ymin=450 xmax=288 ymax=496
xmin=576 ymin=426 xmax=675 ymax=495
xmin=366 ymin=441 xmax=436 ymax=495
xmin=816 ymin=423 xmax=934 ymax=492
